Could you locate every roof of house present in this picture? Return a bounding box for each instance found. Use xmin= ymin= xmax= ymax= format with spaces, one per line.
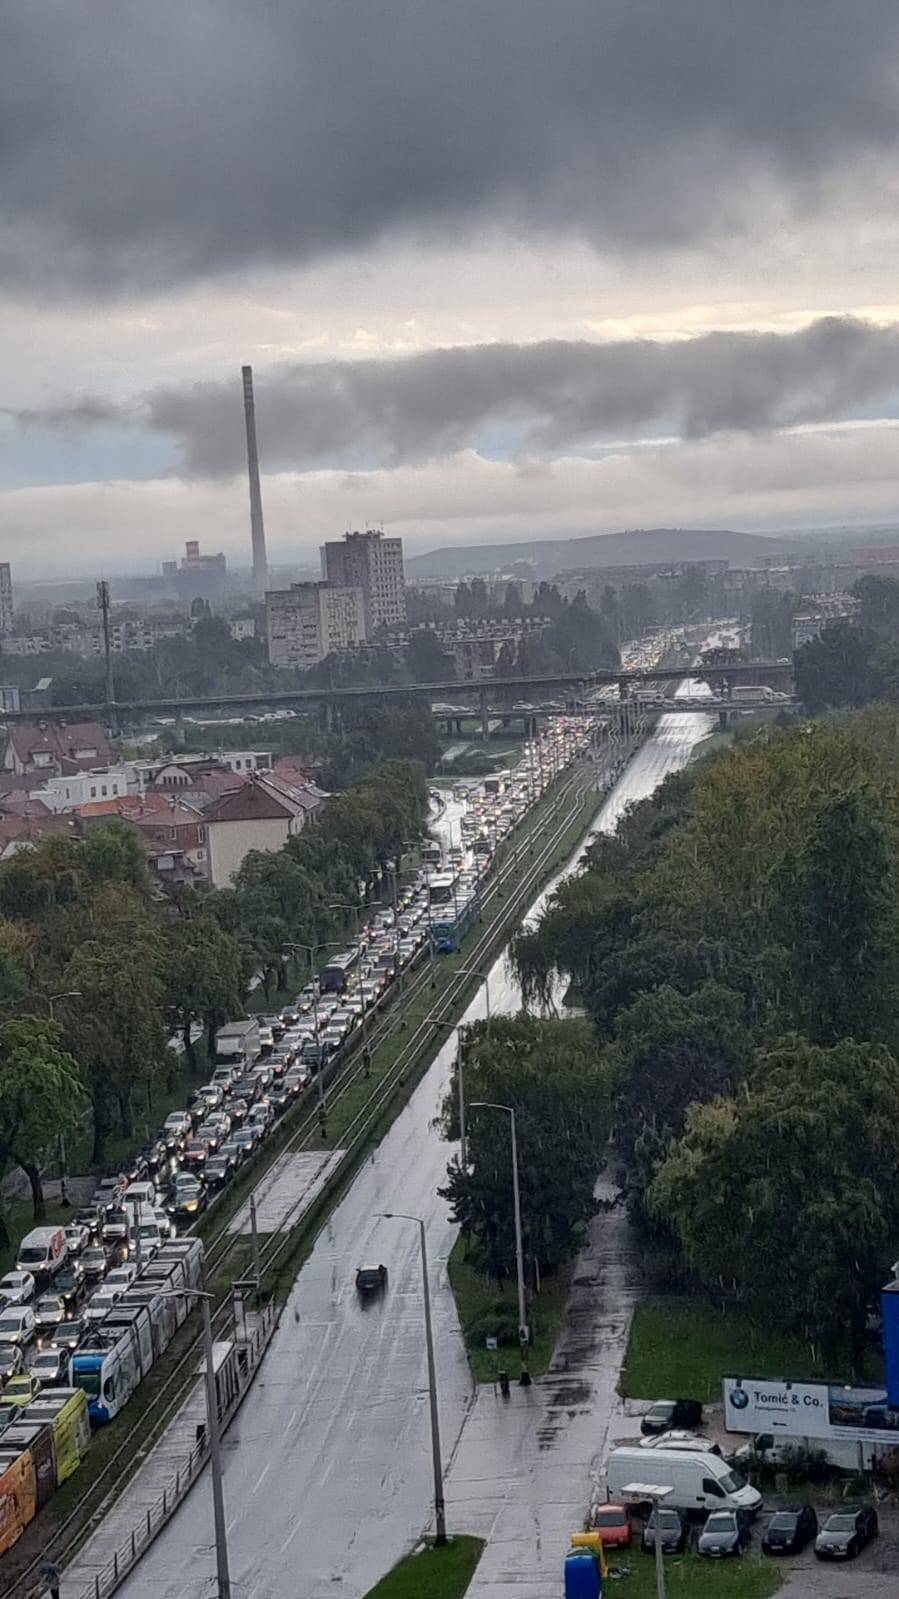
xmin=6 ymin=720 xmax=111 ymax=773
xmin=204 ymin=773 xmax=318 ymax=825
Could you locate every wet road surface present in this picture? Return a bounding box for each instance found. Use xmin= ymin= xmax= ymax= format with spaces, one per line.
xmin=115 ymin=704 xmax=712 ymax=1599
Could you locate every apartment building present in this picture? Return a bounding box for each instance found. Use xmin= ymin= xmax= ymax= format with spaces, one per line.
xmin=266 ymin=582 xmax=366 ymax=668
xmin=321 ymin=529 xmax=405 ymax=632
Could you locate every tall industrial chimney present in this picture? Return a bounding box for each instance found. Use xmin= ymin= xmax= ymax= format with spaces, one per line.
xmin=241 ymin=364 xmax=269 ymax=594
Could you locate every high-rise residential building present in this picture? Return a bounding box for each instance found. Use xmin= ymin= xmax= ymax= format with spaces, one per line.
xmin=266 ymin=582 xmax=367 ymax=669
xmin=321 ymin=529 xmax=405 ymax=632
xmin=0 ymin=564 xmax=13 ymax=634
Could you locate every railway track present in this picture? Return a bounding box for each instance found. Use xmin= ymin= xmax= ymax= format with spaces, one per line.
xmin=7 ymin=748 xmax=627 ymax=1596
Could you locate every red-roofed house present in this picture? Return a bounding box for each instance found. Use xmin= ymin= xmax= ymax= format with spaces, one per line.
xmin=2 ymin=720 xmax=111 ymax=779
xmin=204 ymin=774 xmax=325 ymax=887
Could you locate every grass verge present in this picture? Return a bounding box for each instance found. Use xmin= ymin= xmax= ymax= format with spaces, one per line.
xmin=614 ymin=1549 xmax=780 ymax=1599
xmin=363 ymin=1537 xmax=484 ymax=1599
xmin=447 ymin=1235 xmax=571 ymax=1382
xmin=620 ymin=1295 xmax=883 ymax=1403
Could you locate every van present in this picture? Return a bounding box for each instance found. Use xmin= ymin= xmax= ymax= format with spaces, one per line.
xmin=16 ymin=1227 xmax=67 ymax=1287
xmin=123 ymin=1182 xmax=158 ymax=1214
xmin=604 ymin=1446 xmax=762 ymax=1517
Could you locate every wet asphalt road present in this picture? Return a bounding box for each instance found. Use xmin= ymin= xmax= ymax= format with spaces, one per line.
xmin=115 ymin=703 xmax=713 ymax=1599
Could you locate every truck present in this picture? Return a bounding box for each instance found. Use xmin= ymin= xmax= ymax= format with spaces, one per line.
xmin=214 ymin=1019 xmax=260 ymax=1073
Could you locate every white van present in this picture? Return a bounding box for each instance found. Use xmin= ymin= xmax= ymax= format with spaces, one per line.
xmin=123 ymin=1182 xmax=158 ymax=1213
xmin=605 ymin=1446 xmax=762 ymax=1516
xmin=16 ymin=1226 xmax=67 ymax=1286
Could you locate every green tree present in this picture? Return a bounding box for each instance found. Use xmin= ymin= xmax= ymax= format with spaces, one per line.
xmin=794 ymin=621 xmax=877 ymax=712
xmin=650 ymin=1038 xmax=899 ymax=1368
xmin=0 ymin=1018 xmax=87 ymax=1233
xmin=439 ymin=1017 xmax=612 ymax=1280
xmin=164 ymin=915 xmax=247 ymax=1066
xmin=406 ymin=630 xmax=450 ymax=683
xmin=852 ymin=573 xmax=899 ymax=634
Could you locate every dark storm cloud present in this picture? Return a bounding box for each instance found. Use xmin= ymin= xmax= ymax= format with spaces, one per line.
xmin=3 ymin=2 xmax=899 ymax=290
xmin=15 ymin=317 xmax=899 ymax=473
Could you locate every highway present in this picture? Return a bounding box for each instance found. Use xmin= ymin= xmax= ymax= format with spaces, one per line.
xmin=115 ymin=695 xmax=714 ymax=1599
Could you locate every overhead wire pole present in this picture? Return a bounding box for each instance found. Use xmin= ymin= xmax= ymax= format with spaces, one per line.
xmin=96 ymin=580 xmax=117 ymax=735
xmin=471 ymin=1100 xmax=529 ymax=1378
xmin=379 ymin=1212 xmax=447 ymax=1546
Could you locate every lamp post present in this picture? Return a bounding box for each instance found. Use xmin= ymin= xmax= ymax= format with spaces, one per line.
xmin=378 ymin=1212 xmax=447 ymax=1545
xmin=470 ymin=1101 xmax=527 ymax=1355
xmin=426 ymin=1017 xmax=466 ymax=1166
xmin=153 ymin=1286 xmax=231 ymax=1599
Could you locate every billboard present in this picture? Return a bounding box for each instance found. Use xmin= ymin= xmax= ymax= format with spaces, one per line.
xmin=723 ymin=1375 xmax=899 ymax=1446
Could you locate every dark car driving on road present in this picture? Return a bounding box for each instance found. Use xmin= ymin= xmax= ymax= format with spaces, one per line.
xmin=640 ymin=1398 xmax=703 ymax=1436
xmin=355 ymin=1265 xmax=388 ymax=1294
xmin=762 ymin=1506 xmax=818 ymax=1556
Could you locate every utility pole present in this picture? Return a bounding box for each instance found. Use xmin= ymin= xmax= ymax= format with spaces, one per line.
xmin=96 ymin=580 xmax=117 ymax=734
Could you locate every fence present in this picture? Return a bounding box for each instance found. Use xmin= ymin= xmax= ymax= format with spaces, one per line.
xmin=75 ymin=1301 xmax=275 ymax=1599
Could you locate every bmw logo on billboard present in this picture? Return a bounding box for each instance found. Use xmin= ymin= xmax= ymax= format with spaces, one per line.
xmin=729 ymin=1388 xmax=749 ymax=1410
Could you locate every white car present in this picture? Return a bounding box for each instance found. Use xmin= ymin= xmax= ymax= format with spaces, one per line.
xmin=105 ymin=1264 xmax=139 ymax=1291
xmin=84 ymin=1287 xmax=123 ymax=1324
xmin=0 ymin=1270 xmax=35 ymax=1305
xmin=0 ymin=1304 xmax=37 ymax=1345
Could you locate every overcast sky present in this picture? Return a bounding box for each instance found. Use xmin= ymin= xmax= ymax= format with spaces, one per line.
xmin=5 ymin=2 xmax=899 ymax=578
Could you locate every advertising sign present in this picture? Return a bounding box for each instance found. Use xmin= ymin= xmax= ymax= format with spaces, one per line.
xmin=723 ymin=1375 xmax=899 ymax=1445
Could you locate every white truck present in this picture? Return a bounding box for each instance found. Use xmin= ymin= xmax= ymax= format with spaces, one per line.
xmin=605 ymin=1446 xmax=763 ymax=1516
xmin=214 ymin=1018 xmax=261 ymax=1073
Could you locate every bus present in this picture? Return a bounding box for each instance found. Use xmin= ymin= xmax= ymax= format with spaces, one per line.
xmin=320 ymin=949 xmax=360 ymax=994
xmin=427 ymin=871 xmax=460 ymax=907
xmin=421 ymin=839 xmax=442 ymax=867
xmin=431 ymin=892 xmax=478 ymax=953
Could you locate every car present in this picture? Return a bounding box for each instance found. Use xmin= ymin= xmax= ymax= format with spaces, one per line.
xmin=815 ymin=1507 xmax=878 ymax=1560
xmin=640 ymin=1430 xmax=721 ymax=1456
xmin=74 ymin=1206 xmax=102 ymax=1237
xmin=641 ymin=1507 xmax=689 ymax=1556
xmin=92 ymin=1175 xmax=128 ymax=1211
xmin=101 ymin=1207 xmax=129 ymax=1245
xmin=233 ymin=1076 xmax=259 ymax=1103
xmin=105 ymin=1264 xmax=138 ymax=1291
xmin=228 ymin=1097 xmax=249 ymax=1126
xmin=56 ymin=1316 xmax=87 ymax=1352
xmin=29 ymin=1346 xmax=68 ymax=1387
xmin=33 ymin=1295 xmax=66 ymax=1336
xmin=355 ymin=1264 xmax=388 ymax=1294
xmin=81 ymin=1247 xmax=109 ymax=1284
xmin=64 ymin=1222 xmax=91 ymax=1255
xmin=163 ymin=1111 xmax=191 ymax=1147
xmin=54 ymin=1264 xmax=85 ymax=1314
xmin=181 ymin=1138 xmax=209 ymax=1170
xmin=269 ymin=1084 xmax=291 ymax=1114
xmin=143 ymin=1137 xmax=170 ymax=1172
xmin=195 ymin=1084 xmax=225 ymax=1113
xmin=640 ymin=1398 xmax=703 ymax=1436
xmin=172 ymin=1181 xmax=206 ymax=1220
xmin=196 ymin=1121 xmax=224 ymax=1152
xmin=698 ymin=1510 xmax=752 ymax=1558
xmin=251 ymin=1065 xmax=273 ymax=1091
xmin=4 ymin=1372 xmax=42 ymax=1408
xmin=154 ymin=1207 xmax=174 ymax=1239
xmin=219 ymin=1140 xmax=245 ymax=1170
xmin=203 ymin=1155 xmax=233 ymax=1190
xmin=589 ymin=1504 xmax=631 ymax=1548
xmin=84 ymin=1287 xmax=123 ymax=1324
xmin=248 ymin=1102 xmax=273 ymax=1132
xmin=0 ymin=1305 xmax=36 ymax=1346
xmin=0 ymin=1345 xmax=24 ymax=1385
xmin=0 ymin=1271 xmax=35 ymax=1305
xmin=232 ymin=1126 xmax=260 ymax=1156
xmin=762 ymin=1506 xmax=818 ymax=1556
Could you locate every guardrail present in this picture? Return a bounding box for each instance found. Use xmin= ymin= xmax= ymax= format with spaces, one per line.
xmin=75 ymin=1302 xmax=275 ymax=1599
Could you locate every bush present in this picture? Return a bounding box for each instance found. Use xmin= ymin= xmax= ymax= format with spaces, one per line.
xmin=466 ymin=1307 xmax=520 ymax=1348
xmin=743 ymin=1444 xmax=832 ymax=1485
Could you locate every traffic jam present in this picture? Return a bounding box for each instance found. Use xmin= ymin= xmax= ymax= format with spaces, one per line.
xmin=0 ymin=713 xmax=599 ymax=1558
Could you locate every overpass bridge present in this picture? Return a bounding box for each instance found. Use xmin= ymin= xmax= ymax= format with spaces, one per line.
xmin=5 ymin=660 xmax=794 ymax=736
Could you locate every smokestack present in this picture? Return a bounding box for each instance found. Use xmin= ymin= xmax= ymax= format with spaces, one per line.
xmin=241 ymin=365 xmax=269 ymax=595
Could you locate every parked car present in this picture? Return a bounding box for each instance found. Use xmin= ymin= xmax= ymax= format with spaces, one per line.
xmin=0 ymin=1305 xmax=36 ymax=1347
xmin=355 ymin=1264 xmax=388 ymax=1294
xmin=698 ymin=1510 xmax=752 ymax=1558
xmin=0 ymin=1271 xmax=35 ymax=1305
xmin=815 ymin=1508 xmax=878 ymax=1560
xmin=641 ymin=1507 xmax=689 ymax=1556
xmin=762 ymin=1506 xmax=818 ymax=1556
xmin=640 ymin=1398 xmax=703 ymax=1436
xmin=589 ymin=1504 xmax=631 ymax=1548
xmin=29 ymin=1346 xmax=69 ymax=1387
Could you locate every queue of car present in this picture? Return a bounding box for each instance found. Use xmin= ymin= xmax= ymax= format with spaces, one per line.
xmin=601 ymin=1405 xmax=881 ymax=1566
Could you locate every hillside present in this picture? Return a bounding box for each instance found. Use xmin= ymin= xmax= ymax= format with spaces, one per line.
xmin=406 ymin=527 xmax=798 ymax=579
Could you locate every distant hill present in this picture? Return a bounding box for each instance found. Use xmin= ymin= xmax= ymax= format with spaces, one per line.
xmin=406 ymin=527 xmax=799 ymax=580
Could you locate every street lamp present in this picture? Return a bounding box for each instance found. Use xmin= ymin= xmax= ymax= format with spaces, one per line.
xmin=152 ymin=1286 xmax=231 ymax=1599
xmin=378 ymin=1212 xmax=447 ymax=1546
xmin=426 ymin=1016 xmax=466 ymax=1166
xmin=470 ymin=1101 xmax=528 ymax=1358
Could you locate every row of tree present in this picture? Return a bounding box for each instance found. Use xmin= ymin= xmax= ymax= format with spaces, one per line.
xmin=0 ymin=758 xmax=430 ymax=1237
xmin=510 ymin=707 xmax=899 ymax=1366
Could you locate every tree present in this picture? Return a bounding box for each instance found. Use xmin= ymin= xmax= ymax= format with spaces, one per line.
xmin=0 ymin=1018 xmax=86 ymax=1233
xmin=164 ymin=916 xmax=246 ymax=1066
xmin=439 ymin=1017 xmax=612 ymax=1280
xmin=794 ymin=621 xmax=877 ymax=712
xmin=650 ymin=1038 xmax=899 ymax=1368
xmin=852 ymin=573 xmax=899 ymax=634
xmin=406 ymin=630 xmax=450 ymax=683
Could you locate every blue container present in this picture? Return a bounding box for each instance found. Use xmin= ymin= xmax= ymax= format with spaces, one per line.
xmin=564 ymin=1548 xmax=601 ymax=1599
xmin=882 ymin=1281 xmax=899 ymax=1409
